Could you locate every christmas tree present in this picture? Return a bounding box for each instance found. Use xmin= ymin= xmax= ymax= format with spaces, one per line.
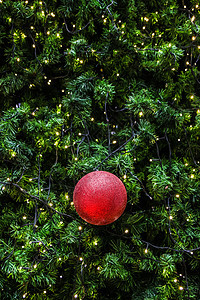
xmin=1 ymin=0 xmax=200 ymax=299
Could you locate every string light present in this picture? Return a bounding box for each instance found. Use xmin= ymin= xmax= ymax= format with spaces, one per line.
xmin=139 ymin=111 xmax=143 ymax=117
xmin=144 ymin=248 xmax=148 ymax=253
xmin=169 ymin=215 xmax=173 ymax=220
xmin=43 ymin=290 xmax=47 ymax=294
xmin=191 ymin=16 xmax=195 ymax=22
xmin=176 ymin=194 xmax=180 ymax=198
xmin=124 ymin=229 xmax=129 ymax=233
xmin=78 ymin=226 xmax=82 ymax=231
xmin=123 ymin=175 xmax=127 ymax=179
xmin=23 ymin=216 xmax=27 ymax=220
xmin=192 ymin=36 xmax=196 ymax=41
xmin=112 ymin=140 xmax=117 ymax=144
xmin=174 ymin=279 xmax=177 ymax=283
xmin=179 ymin=286 xmax=184 ymax=290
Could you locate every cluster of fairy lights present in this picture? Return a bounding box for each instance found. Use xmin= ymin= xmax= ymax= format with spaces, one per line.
xmin=5 ymin=1 xmax=200 ymax=85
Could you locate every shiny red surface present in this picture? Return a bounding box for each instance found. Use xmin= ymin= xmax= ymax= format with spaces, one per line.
xmin=73 ymin=171 xmax=127 ymax=225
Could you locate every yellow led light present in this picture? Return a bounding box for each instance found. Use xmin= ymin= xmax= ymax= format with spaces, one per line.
xmin=57 ymin=33 xmax=60 ymax=37
xmin=197 ymin=109 xmax=200 ymax=113
xmin=7 ymin=178 xmax=10 ymax=181
xmin=78 ymin=132 xmax=82 ymax=136
xmin=78 ymin=226 xmax=82 ymax=231
xmin=16 ymin=58 xmax=20 ymax=62
xmin=65 ymin=145 xmax=68 ymax=149
xmin=49 ymin=203 xmax=53 ymax=207
xmin=47 ymin=31 xmax=50 ymax=35
xmin=79 ymin=257 xmax=83 ymax=261
xmin=103 ymin=18 xmax=107 ymax=23
xmin=43 ymin=290 xmax=47 ymax=294
xmin=123 ymin=175 xmax=127 ymax=179
xmin=51 ymin=12 xmax=55 ymax=17
xmin=124 ymin=229 xmax=129 ymax=233
xmin=191 ymin=16 xmax=195 ymax=22
xmin=142 ymin=26 xmax=145 ymax=30
xmin=23 ymin=216 xmax=27 ymax=219
xmin=23 ymin=294 xmax=27 ymax=299
xmin=41 ymin=10 xmax=45 ymax=15
xmin=185 ymin=163 xmax=188 ymax=166
xmin=32 ymin=44 xmax=35 ymax=48
xmin=59 ymin=257 xmax=62 ymax=261
xmin=91 ymin=117 xmax=94 ymax=121
xmin=192 ymin=36 xmax=196 ymax=41
xmin=191 ymin=174 xmax=194 ymax=178
xmin=74 ymin=295 xmax=78 ymax=299
xmin=190 ymin=95 xmax=194 ymax=99
xmin=56 ymin=131 xmax=59 ymax=135
xmin=34 ymin=264 xmax=37 ymax=268
xmin=80 ymin=60 xmax=83 ymax=64
xmin=2 ymin=186 xmax=5 ymax=191
xmin=112 ymin=140 xmax=117 ymax=144
xmin=174 ymin=279 xmax=177 ymax=283
xmin=169 ymin=215 xmax=173 ymax=220
xmin=179 ymin=286 xmax=184 ymax=290
xmin=74 ymin=157 xmax=78 ymax=161
xmin=139 ymin=111 xmax=143 ymax=117
xmin=176 ymin=194 xmax=180 ymax=198
xmin=144 ymin=249 xmax=148 ymax=253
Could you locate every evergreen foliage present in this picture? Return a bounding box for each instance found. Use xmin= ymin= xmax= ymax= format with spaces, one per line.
xmin=0 ymin=0 xmax=200 ymax=299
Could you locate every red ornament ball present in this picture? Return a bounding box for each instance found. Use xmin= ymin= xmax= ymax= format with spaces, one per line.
xmin=73 ymin=171 xmax=127 ymax=225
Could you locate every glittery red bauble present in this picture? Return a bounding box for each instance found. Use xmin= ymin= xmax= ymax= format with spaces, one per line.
xmin=73 ymin=171 xmax=127 ymax=225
